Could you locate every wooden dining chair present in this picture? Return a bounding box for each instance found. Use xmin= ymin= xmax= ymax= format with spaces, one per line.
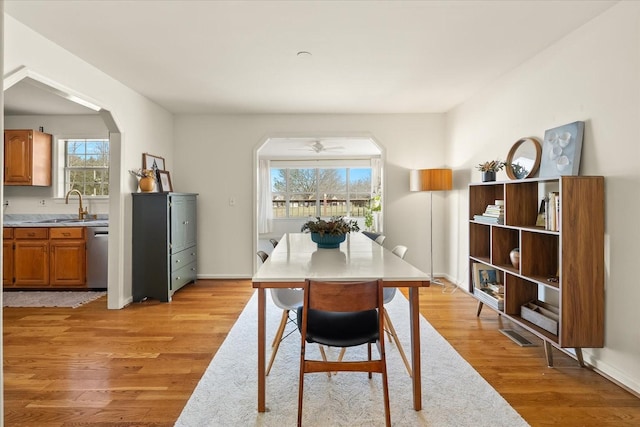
xmin=296 ymin=279 xmax=390 ymax=427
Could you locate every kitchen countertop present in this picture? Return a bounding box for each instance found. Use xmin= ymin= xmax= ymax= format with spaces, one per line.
xmin=3 ymin=214 xmax=109 ymax=228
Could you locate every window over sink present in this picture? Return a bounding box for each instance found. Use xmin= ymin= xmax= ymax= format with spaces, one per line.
xmin=62 ymin=138 xmax=109 ymax=197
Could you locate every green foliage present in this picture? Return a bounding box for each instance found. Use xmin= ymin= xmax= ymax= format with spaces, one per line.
xmin=476 ymin=160 xmax=506 ymax=172
xmin=301 ymin=216 xmax=360 ymax=236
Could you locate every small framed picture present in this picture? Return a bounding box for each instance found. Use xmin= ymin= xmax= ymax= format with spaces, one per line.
xmin=158 ymin=170 xmax=173 ymax=192
xmin=473 ymin=262 xmax=500 ymax=290
xmin=142 ymin=153 xmax=165 ymax=172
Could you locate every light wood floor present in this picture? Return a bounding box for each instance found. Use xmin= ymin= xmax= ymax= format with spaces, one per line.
xmin=3 ymin=279 xmax=639 ymax=426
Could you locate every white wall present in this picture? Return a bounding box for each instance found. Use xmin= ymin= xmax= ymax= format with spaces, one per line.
xmin=173 ymin=114 xmax=447 ymax=278
xmin=3 ymin=14 xmax=175 ymax=309
xmin=446 ymin=2 xmax=640 ymax=394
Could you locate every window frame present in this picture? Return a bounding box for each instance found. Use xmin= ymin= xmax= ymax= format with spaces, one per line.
xmin=57 ymin=136 xmax=110 ymax=198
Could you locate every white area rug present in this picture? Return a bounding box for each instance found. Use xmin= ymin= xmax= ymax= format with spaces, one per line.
xmin=3 ymin=291 xmax=106 ymax=308
xmin=176 ymin=291 xmax=529 ymax=427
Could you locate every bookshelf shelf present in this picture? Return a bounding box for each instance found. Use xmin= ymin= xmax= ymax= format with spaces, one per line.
xmin=468 ymin=176 xmax=604 ymax=367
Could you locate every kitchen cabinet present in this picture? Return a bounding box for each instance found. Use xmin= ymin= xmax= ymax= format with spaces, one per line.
xmin=50 ymin=227 xmax=86 ymax=287
xmin=13 ymin=228 xmax=49 ymax=287
xmin=4 ymin=129 xmax=52 ymax=186
xmin=132 ymin=192 xmax=198 ymax=302
xmin=3 ymin=228 xmax=14 ymax=286
xmin=3 ymin=226 xmax=87 ymax=289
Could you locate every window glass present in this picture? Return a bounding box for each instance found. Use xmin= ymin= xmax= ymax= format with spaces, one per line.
xmin=271 ymin=167 xmax=371 ymax=218
xmin=64 ymin=139 xmax=109 ymax=196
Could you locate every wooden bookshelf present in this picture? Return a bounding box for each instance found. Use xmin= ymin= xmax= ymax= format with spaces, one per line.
xmin=468 ymin=176 xmax=604 ymax=366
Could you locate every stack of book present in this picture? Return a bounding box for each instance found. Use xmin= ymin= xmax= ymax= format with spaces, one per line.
xmin=473 ymin=200 xmax=504 ymax=224
xmin=545 ymin=192 xmax=560 ymax=231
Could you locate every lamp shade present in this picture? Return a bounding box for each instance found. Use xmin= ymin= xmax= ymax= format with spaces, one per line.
xmin=409 ymin=168 xmax=453 ymax=192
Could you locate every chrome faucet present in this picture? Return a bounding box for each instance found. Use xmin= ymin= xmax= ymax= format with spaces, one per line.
xmin=65 ymin=189 xmax=88 ymax=219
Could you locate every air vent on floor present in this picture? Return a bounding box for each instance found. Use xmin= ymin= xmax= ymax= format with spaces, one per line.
xmin=499 ymin=329 xmax=536 ymax=347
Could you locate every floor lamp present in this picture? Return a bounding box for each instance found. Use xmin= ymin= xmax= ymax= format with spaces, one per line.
xmin=410 ymin=168 xmax=453 ymax=286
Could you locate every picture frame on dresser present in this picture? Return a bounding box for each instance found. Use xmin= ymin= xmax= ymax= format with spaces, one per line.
xmin=142 ymin=153 xmax=165 ymax=172
xmin=158 ymin=170 xmax=173 ymax=192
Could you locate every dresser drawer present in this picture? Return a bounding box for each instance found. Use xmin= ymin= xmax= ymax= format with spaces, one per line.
xmin=170 ymin=246 xmax=197 ymax=272
xmin=50 ymin=227 xmax=85 ymax=239
xmin=171 ymin=261 xmax=197 ymax=290
xmin=14 ymin=228 xmax=48 ymax=239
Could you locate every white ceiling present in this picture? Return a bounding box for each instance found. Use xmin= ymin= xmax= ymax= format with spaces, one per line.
xmin=4 ymin=0 xmax=615 ymax=115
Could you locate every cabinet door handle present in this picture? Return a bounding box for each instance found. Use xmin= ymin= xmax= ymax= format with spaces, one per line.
xmin=62 ymin=232 xmax=71 ymax=237
xmin=176 ymin=259 xmax=181 ymax=263
xmin=175 ymin=276 xmax=181 ymax=280
xmin=27 ymin=232 xmax=35 ymax=237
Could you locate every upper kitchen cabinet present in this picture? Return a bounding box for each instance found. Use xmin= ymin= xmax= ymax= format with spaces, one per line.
xmin=4 ymin=129 xmax=52 ymax=186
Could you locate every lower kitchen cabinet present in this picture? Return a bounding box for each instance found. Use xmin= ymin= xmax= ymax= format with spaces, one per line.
xmin=3 ymin=226 xmax=87 ymax=289
xmin=13 ymin=228 xmax=49 ymax=287
xmin=50 ymin=227 xmax=86 ymax=287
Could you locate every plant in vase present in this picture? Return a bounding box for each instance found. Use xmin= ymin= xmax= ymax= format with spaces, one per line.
xmin=129 ymin=168 xmax=157 ymax=192
xmin=476 ymin=160 xmax=505 ymax=182
xmin=301 ymin=216 xmax=360 ymax=248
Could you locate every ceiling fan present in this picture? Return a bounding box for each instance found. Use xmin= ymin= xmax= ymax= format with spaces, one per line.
xmin=289 ymin=140 xmax=345 ymax=153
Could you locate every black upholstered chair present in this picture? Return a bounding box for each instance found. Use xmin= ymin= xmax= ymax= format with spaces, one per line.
xmin=296 ymin=279 xmax=390 ymax=427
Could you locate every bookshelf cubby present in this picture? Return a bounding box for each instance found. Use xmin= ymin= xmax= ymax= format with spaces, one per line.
xmin=468 ymin=176 xmax=604 ymax=366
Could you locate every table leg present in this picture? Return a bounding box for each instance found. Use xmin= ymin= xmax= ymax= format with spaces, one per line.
xmin=409 ymin=286 xmax=422 ymax=410
xmin=257 ymin=287 xmax=266 ymax=412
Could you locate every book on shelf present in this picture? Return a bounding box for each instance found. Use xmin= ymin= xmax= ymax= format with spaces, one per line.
xmin=545 ymin=192 xmax=560 ymax=231
xmin=473 ymin=214 xmax=503 ymax=224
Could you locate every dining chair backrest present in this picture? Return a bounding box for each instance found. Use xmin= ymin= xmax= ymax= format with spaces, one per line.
xmin=374 ymin=235 xmax=386 ymax=246
xmin=257 ymin=250 xmax=269 ymax=263
xmin=384 ymin=245 xmax=408 ymax=303
xmin=269 ymin=238 xmax=279 ymax=248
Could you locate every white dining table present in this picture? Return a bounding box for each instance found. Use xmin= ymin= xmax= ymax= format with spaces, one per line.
xmin=252 ymin=232 xmax=430 ymax=412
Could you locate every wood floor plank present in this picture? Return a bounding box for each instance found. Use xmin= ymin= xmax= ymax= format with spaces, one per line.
xmin=3 ymin=279 xmax=640 ymax=426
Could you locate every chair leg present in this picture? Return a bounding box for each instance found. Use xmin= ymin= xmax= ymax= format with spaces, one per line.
xmin=382 ymin=361 xmax=391 ymax=427
xmin=266 ymin=310 xmax=289 ymax=376
xmin=318 ymin=345 xmax=332 ymax=378
xmin=298 ymin=341 xmax=306 ymax=427
xmin=271 ymin=310 xmax=289 ymax=348
xmin=383 ymin=308 xmax=412 ymax=377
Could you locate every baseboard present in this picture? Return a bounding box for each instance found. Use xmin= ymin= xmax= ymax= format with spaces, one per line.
xmin=196 ymin=274 xmax=252 ymax=280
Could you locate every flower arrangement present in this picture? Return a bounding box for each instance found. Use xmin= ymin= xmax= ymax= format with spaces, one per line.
xmin=129 ymin=168 xmax=156 ymax=179
xmin=476 ymin=160 xmax=506 ymax=172
xmin=301 ymin=216 xmax=360 ymax=236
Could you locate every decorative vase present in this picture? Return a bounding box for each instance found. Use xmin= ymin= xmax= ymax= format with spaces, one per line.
xmin=139 ymin=176 xmax=156 ymax=192
xmin=509 ymin=248 xmax=520 ymax=269
xmin=310 ymin=233 xmax=346 ymax=249
xmin=482 ymin=171 xmax=496 ymax=182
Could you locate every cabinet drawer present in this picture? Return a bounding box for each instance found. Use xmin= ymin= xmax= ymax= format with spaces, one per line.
xmin=170 ymin=246 xmax=197 ymax=272
xmin=4 ymin=228 xmax=14 ymax=239
xmin=171 ymin=261 xmax=197 ymax=290
xmin=50 ymin=227 xmax=85 ymax=239
xmin=14 ymin=228 xmax=48 ymax=239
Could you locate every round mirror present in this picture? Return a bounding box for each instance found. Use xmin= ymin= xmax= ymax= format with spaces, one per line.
xmin=506 ymin=137 xmax=542 ymax=179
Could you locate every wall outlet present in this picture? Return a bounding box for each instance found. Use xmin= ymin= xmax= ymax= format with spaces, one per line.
xmin=39 ymin=199 xmax=46 ymax=207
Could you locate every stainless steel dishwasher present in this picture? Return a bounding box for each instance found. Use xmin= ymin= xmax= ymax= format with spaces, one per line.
xmin=86 ymin=226 xmax=108 ymax=289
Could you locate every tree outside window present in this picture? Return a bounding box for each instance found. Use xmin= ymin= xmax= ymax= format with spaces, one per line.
xmin=64 ymin=139 xmax=109 ymax=196
xmin=271 ymin=167 xmax=371 ymax=218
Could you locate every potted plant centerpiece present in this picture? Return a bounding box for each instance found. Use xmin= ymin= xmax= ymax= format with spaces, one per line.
xmin=301 ymin=216 xmax=360 ymax=249
xmin=476 ymin=160 xmax=505 ymax=182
